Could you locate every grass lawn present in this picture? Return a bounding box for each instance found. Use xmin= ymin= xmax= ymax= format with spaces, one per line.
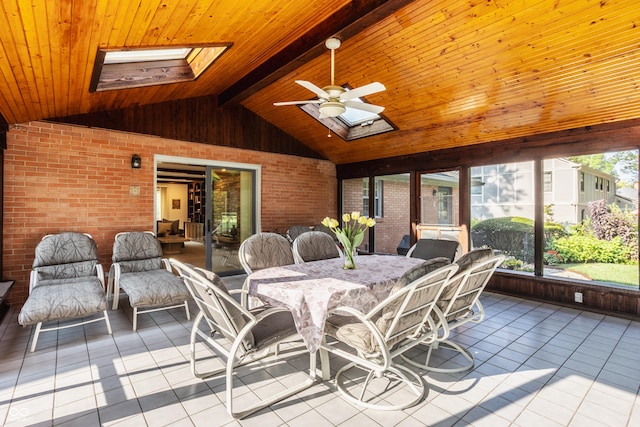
xmin=557 ymin=263 xmax=639 ymax=287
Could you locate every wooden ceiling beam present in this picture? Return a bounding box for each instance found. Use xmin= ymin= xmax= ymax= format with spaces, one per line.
xmin=218 ymin=0 xmax=417 ymax=106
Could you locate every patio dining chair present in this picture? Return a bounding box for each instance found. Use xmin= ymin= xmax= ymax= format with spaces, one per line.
xmin=286 ymin=224 xmax=312 ymax=243
xmin=320 ymin=261 xmax=458 ymax=410
xmin=108 ymin=231 xmax=190 ymax=330
xmin=401 ymin=248 xmax=504 ymax=373
xmin=18 ymin=232 xmax=112 ymax=352
xmin=406 ymin=238 xmax=461 ymax=263
xmin=292 ymin=230 xmax=342 ymax=263
xmin=237 ymin=232 xmax=294 ymax=274
xmin=169 ymin=259 xmax=319 ymax=419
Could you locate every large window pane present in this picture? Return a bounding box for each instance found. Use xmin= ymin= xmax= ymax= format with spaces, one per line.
xmin=470 ymin=161 xmax=535 ymax=271
xmin=420 ymin=171 xmax=459 ymax=226
xmin=543 ymin=151 xmax=639 ymax=288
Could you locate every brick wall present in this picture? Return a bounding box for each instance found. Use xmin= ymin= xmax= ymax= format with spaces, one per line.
xmin=3 ymin=121 xmax=336 ymax=304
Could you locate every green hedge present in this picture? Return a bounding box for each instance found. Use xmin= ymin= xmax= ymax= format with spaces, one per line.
xmin=549 ymin=234 xmax=635 ymax=264
xmin=472 ymin=217 xmax=567 ymax=263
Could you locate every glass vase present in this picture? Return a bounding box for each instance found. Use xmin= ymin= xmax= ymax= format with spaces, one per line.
xmin=343 ymin=244 xmax=356 ymax=269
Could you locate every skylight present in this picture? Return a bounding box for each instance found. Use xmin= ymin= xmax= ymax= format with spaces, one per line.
xmin=90 ymin=45 xmax=231 ymax=92
xmin=103 ymin=48 xmax=192 ymax=64
xmin=300 ymin=92 xmax=396 ymax=141
xmin=338 ymin=98 xmax=381 ymax=126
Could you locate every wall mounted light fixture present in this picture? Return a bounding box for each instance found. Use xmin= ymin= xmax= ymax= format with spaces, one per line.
xmin=131 ymin=154 xmax=141 ymax=169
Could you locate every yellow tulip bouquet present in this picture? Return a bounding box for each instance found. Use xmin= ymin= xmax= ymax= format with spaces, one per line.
xmin=321 ymin=212 xmax=376 ymax=269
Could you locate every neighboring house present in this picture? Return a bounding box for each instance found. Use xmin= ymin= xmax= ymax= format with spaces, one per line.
xmin=471 ymin=158 xmax=620 ymax=225
xmin=615 ymin=186 xmax=638 ymax=213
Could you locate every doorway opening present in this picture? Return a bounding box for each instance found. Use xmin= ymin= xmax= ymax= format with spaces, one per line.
xmin=155 ymin=155 xmax=260 ymax=275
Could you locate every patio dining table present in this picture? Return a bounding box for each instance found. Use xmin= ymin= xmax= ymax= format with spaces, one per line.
xmin=245 ymin=254 xmax=425 ymax=354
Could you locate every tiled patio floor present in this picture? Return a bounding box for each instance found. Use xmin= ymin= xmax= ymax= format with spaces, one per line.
xmin=1 ymin=275 xmax=639 ymax=426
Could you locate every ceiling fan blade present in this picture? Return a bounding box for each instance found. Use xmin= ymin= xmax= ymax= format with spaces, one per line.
xmin=343 ymin=100 xmax=385 ymax=114
xmin=274 ymin=100 xmax=322 ymax=106
xmin=340 ymin=82 xmax=386 ymax=100
xmin=295 ymin=80 xmax=329 ymax=98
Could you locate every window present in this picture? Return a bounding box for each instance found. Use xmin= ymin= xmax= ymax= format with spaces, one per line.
xmin=90 ymin=45 xmax=230 ymax=92
xmin=580 ymin=172 xmax=585 ymax=192
xmin=470 ymin=161 xmax=534 ymax=264
xmin=420 ymin=171 xmax=459 ymax=226
xmin=362 ymin=179 xmax=383 ymax=218
xmin=544 ymin=171 xmax=552 ymax=192
xmin=543 ymin=151 xmax=637 ymax=288
xmin=471 ymin=176 xmax=483 ymax=195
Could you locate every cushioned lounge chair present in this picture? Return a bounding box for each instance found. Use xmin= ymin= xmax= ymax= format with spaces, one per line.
xmin=108 ymin=231 xmax=190 ymax=330
xmin=18 ymin=232 xmax=112 ymax=352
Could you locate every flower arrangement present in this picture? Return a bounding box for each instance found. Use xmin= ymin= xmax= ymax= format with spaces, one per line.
xmin=321 ymin=212 xmax=376 ymax=269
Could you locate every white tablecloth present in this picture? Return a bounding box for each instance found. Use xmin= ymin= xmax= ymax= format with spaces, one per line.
xmin=246 ymin=255 xmax=425 ymax=352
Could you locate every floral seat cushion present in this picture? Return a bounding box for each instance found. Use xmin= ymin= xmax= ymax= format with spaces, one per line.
xmin=18 ymin=277 xmax=107 ymax=325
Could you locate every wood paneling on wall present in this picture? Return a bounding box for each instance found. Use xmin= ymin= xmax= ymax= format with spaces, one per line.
xmin=489 ymin=273 xmax=640 ymax=319
xmin=53 ymin=96 xmax=325 ymax=160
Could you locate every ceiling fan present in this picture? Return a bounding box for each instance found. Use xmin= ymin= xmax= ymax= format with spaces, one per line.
xmin=274 ymin=38 xmax=386 ymax=118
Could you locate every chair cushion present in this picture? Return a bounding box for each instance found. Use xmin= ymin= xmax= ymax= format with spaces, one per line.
xmin=410 ymin=239 xmax=459 ymax=262
xmin=157 ymin=222 xmax=173 ymax=237
xmin=240 ymin=233 xmax=294 ymax=272
xmin=36 ymin=260 xmax=98 ymax=283
xmin=250 ymin=310 xmax=298 ymax=349
xmin=326 ymin=260 xmax=453 ymax=354
xmin=18 ymin=277 xmax=107 ymax=325
xmin=293 ymin=231 xmax=340 ymax=262
xmin=117 ymin=257 xmax=164 ymax=274
xmin=118 ymin=269 xmax=190 ymax=308
xmin=388 ymin=257 xmax=451 ymax=294
xmin=438 ymin=248 xmax=496 ymax=320
xmin=162 ymin=219 xmax=180 ymax=235
xmin=112 ymin=232 xmax=163 ymax=263
xmin=454 ymin=248 xmax=494 ymax=274
xmin=33 ymin=232 xmax=99 ymax=281
xmin=33 ymin=232 xmax=98 ymax=267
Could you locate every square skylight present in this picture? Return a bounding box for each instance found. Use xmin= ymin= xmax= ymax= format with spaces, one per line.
xmin=300 ymin=92 xmax=396 ymax=141
xmin=90 ymin=45 xmax=231 ymax=92
xmin=103 ymin=48 xmax=193 ymax=64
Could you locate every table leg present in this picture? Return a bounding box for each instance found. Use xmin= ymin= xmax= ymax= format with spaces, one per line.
xmin=319 ymin=346 xmax=331 ymax=381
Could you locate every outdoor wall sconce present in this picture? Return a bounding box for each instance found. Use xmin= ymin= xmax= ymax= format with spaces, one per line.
xmin=131 ymin=154 xmax=142 ymax=169
xmin=432 ymin=189 xmax=438 ymax=196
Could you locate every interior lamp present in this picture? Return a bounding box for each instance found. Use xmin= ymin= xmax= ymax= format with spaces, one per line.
xmin=131 ymin=154 xmax=142 ymax=169
xmin=319 ymin=101 xmax=346 ymax=117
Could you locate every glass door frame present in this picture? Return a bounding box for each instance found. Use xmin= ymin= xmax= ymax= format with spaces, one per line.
xmin=154 ymin=154 xmax=261 ymax=271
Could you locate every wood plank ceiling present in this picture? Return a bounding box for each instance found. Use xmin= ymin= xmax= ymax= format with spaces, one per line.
xmin=0 ymin=0 xmax=639 ymax=165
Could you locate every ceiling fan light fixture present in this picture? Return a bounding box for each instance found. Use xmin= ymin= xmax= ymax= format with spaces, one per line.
xmin=319 ymin=101 xmax=346 ymax=117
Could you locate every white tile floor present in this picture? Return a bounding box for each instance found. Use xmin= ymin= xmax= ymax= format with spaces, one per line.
xmin=1 ymin=275 xmax=639 ymax=426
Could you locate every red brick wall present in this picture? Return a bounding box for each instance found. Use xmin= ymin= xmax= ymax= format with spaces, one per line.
xmin=3 ymin=121 xmax=336 ymax=304
xmin=375 ymin=180 xmax=410 ymax=254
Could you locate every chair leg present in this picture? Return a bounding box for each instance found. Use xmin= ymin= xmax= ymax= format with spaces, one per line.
xmin=227 ymin=347 xmax=318 ymax=419
xmin=103 ymin=310 xmax=113 ymax=335
xmin=132 ymin=307 xmax=138 ymax=331
xmin=30 ymin=322 xmax=43 ymax=353
xmin=183 ymin=300 xmax=190 ymax=321
xmin=401 ymin=339 xmax=475 ymax=373
xmin=334 ymin=362 xmax=425 ymax=411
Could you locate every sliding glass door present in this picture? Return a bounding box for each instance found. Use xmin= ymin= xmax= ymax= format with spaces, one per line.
xmin=156 ymin=156 xmax=258 ymax=275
